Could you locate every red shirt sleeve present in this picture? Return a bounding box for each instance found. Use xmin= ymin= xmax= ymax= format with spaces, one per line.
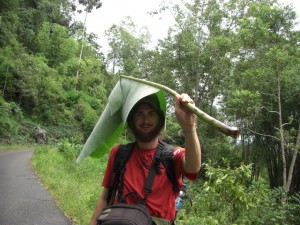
xmin=173 ymin=146 xmax=198 ymax=181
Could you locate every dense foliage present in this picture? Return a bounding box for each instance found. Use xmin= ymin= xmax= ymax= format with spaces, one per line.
xmin=0 ymin=0 xmax=112 ymax=142
xmin=1 ymin=0 xmax=299 ymax=223
xmin=32 ymin=144 xmax=300 ymax=224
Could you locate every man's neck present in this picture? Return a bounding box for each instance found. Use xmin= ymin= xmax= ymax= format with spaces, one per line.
xmin=136 ymin=137 xmax=159 ymax=150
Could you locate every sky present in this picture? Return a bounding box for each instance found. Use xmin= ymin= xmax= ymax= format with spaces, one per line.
xmin=78 ymin=0 xmax=300 ymax=54
xmin=79 ymin=0 xmax=175 ymax=52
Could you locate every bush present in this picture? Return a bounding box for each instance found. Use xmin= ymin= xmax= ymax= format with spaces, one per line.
xmin=0 ymin=97 xmax=23 ymax=140
xmin=58 ymin=137 xmax=82 ymax=160
xmin=175 ymin=161 xmax=300 ymax=225
xmin=73 ymin=99 xmax=99 ymax=139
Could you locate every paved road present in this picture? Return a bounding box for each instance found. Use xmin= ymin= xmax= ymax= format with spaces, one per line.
xmin=0 ymin=149 xmax=73 ymax=225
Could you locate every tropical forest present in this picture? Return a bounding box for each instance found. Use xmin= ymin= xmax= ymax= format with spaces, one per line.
xmin=0 ymin=0 xmax=299 ymax=224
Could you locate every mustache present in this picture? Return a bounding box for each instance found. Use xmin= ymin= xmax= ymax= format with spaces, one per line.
xmin=140 ymin=122 xmax=152 ymax=126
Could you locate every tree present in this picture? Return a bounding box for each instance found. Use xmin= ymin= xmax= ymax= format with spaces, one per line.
xmin=75 ymin=0 xmax=102 ymax=79
xmin=37 ymin=22 xmax=79 ymax=67
xmin=0 ymin=0 xmax=108 ymax=142
xmin=225 ymin=0 xmax=300 ymax=193
xmin=105 ymin=17 xmax=151 ymax=75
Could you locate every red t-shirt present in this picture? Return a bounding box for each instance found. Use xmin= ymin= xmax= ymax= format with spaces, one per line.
xmin=102 ymin=144 xmax=198 ymax=221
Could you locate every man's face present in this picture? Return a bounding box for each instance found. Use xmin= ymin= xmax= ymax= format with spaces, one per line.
xmin=131 ymin=103 xmax=162 ymax=142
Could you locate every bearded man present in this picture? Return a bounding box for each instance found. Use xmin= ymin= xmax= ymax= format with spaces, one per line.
xmin=90 ymin=93 xmax=201 ymax=225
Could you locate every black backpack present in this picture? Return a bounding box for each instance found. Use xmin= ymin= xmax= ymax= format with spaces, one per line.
xmin=106 ymin=140 xmax=180 ymax=206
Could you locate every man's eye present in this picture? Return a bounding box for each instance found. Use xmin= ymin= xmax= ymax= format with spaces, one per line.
xmin=134 ymin=112 xmax=142 ymax=117
xmin=149 ymin=111 xmax=156 ymax=116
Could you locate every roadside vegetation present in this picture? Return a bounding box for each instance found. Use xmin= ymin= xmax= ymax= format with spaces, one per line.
xmin=31 ymin=141 xmax=300 ymax=225
xmin=31 ymin=143 xmax=107 ymax=225
xmin=1 ymin=0 xmax=299 ymax=224
xmin=0 ymin=145 xmax=32 ymax=151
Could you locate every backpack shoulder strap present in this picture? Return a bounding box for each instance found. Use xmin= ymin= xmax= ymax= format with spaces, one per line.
xmin=158 ymin=140 xmax=180 ymax=193
xmin=113 ymin=142 xmax=135 ymax=173
xmin=106 ymin=142 xmax=135 ymax=205
xmin=107 ymin=141 xmax=180 ymax=205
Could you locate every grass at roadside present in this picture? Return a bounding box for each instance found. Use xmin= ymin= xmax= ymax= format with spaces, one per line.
xmin=0 ymin=144 xmax=33 ymax=151
xmin=31 ymin=145 xmax=108 ymax=225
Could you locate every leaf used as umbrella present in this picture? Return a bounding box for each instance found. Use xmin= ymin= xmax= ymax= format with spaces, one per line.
xmin=120 ymin=75 xmax=240 ymax=138
xmin=76 ymin=78 xmax=166 ymax=163
xmin=77 ymin=75 xmax=239 ymax=163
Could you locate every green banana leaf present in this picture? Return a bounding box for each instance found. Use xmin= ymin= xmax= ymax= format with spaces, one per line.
xmin=76 ymin=77 xmax=166 ymax=163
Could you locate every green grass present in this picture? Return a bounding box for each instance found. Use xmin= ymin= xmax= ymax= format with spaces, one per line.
xmin=31 ymin=145 xmax=108 ymax=225
xmin=8 ymin=144 xmax=300 ymax=225
xmin=0 ymin=144 xmax=32 ymax=151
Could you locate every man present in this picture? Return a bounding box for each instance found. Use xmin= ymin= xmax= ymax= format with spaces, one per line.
xmin=90 ymin=93 xmax=201 ymax=225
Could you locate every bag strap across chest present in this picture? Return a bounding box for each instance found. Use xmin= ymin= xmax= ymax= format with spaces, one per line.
xmin=106 ymin=140 xmax=180 ymax=205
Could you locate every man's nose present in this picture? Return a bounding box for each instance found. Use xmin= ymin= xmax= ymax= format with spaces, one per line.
xmin=142 ymin=114 xmax=150 ymax=123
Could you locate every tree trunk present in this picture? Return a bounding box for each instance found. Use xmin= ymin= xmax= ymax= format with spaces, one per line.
xmin=277 ymin=71 xmax=287 ymax=190
xmin=2 ymin=66 xmax=9 ymax=97
xmin=76 ymin=10 xmax=88 ymax=79
xmin=286 ymin=121 xmax=300 ymax=192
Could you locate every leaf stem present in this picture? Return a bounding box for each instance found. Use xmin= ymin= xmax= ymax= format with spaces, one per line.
xmin=120 ymin=75 xmax=240 ymax=137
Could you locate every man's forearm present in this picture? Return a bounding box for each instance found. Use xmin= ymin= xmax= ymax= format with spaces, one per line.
xmin=90 ymin=189 xmax=108 ymax=225
xmin=183 ymin=127 xmax=201 ymax=173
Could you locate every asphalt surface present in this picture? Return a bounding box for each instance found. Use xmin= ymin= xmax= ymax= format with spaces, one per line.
xmin=0 ymin=149 xmax=73 ymax=225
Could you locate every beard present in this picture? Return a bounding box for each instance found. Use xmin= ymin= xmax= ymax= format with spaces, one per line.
xmin=130 ymin=123 xmax=162 ymax=142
